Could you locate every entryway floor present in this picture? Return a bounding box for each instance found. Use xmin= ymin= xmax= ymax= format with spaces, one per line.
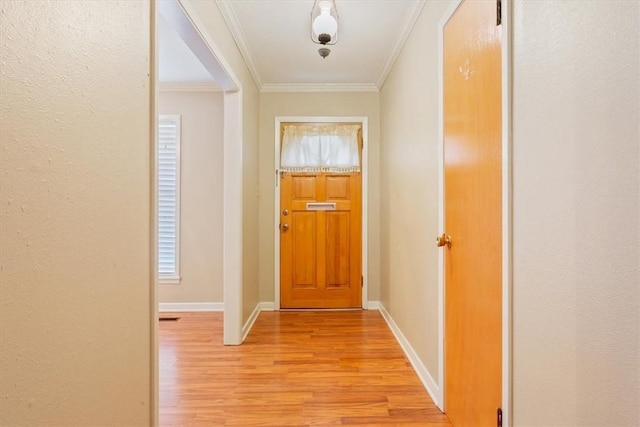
xmin=159 ymin=310 xmax=451 ymax=426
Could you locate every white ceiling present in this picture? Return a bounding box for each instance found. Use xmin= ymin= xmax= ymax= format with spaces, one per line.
xmin=159 ymin=0 xmax=425 ymax=91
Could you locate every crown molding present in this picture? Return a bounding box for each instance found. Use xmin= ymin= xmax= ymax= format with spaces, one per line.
xmin=159 ymin=82 xmax=222 ymax=92
xmin=376 ymin=0 xmax=426 ymax=89
xmin=216 ymin=0 xmax=263 ymax=89
xmin=261 ymin=83 xmax=379 ymax=93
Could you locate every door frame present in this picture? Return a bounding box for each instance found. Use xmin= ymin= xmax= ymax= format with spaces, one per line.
xmin=437 ymin=0 xmax=512 ymax=424
xmin=274 ymin=116 xmax=369 ymax=310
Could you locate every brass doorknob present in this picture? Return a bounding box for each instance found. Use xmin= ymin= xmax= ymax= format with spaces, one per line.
xmin=281 ymin=223 xmax=289 ymax=232
xmin=436 ymin=233 xmax=452 ymax=248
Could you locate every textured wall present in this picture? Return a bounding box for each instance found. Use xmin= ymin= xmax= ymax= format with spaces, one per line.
xmin=512 ymin=1 xmax=640 ymax=425
xmin=257 ymin=92 xmax=381 ymax=305
xmin=0 ymin=1 xmax=152 ymax=425
xmin=158 ymin=91 xmax=224 ymax=304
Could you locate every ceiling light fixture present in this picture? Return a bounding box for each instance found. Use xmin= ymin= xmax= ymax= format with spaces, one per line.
xmin=311 ymin=0 xmax=338 ymax=58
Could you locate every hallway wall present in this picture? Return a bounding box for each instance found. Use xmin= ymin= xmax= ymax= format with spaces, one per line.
xmin=258 ymin=92 xmax=381 ymax=306
xmin=158 ymin=90 xmax=224 ymax=304
xmin=0 ymin=2 xmax=152 ymax=424
xmin=379 ymin=0 xmax=455 ymax=397
xmin=512 ymin=1 xmax=640 ymax=425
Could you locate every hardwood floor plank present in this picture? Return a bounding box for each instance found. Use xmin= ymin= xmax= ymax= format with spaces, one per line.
xmin=159 ymin=310 xmax=450 ymax=426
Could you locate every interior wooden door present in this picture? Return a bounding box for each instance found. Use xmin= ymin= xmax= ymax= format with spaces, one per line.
xmin=280 ymin=171 xmax=362 ymax=308
xmin=443 ymin=0 xmax=502 ymax=425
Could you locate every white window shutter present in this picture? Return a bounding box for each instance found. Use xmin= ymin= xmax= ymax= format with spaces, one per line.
xmin=158 ymin=115 xmax=181 ymax=281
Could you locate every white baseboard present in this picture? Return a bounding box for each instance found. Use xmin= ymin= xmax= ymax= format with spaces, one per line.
xmin=159 ymin=302 xmax=223 ymax=312
xmin=366 ymin=300 xmax=381 ymax=310
xmin=378 ymin=302 xmax=442 ymax=410
xmin=258 ymin=302 xmax=275 ymax=311
xmin=242 ymin=302 xmax=275 ymax=341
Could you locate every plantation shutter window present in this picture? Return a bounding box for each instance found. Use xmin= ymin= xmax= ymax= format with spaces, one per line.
xmin=158 ymin=115 xmax=181 ymax=283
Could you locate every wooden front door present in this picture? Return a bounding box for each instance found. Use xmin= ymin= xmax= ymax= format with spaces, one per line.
xmin=280 ymin=153 xmax=362 ymax=309
xmin=443 ymin=0 xmax=502 ymax=425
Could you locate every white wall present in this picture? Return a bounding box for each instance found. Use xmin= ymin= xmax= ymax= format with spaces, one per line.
xmin=0 ymin=2 xmax=152 ymax=424
xmin=158 ymin=90 xmax=224 ymax=304
xmin=258 ymin=92 xmax=381 ymax=305
xmin=512 ymin=1 xmax=640 ymax=425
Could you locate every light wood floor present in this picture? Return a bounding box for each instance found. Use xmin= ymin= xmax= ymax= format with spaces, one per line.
xmin=159 ymin=310 xmax=451 ymax=426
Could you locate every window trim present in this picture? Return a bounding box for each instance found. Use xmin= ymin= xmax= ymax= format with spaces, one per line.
xmin=158 ymin=114 xmax=181 ymax=285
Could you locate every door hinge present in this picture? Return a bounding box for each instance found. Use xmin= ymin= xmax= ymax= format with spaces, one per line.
xmin=497 ymin=0 xmax=502 ymax=26
xmin=497 ymin=408 xmax=503 ymax=427
xmin=361 ymin=276 xmax=364 ymax=288
xmin=275 ymin=169 xmax=279 ymax=187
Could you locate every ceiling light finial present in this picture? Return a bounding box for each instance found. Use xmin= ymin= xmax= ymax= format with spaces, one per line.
xmin=318 ymin=47 xmax=331 ymax=59
xmin=311 ymin=0 xmax=338 ymax=46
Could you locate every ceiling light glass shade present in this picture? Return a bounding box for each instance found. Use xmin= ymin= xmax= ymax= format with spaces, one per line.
xmin=311 ymin=0 xmax=338 ymax=45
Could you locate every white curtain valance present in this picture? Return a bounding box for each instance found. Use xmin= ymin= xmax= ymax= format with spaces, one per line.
xmin=280 ymin=124 xmax=360 ymax=173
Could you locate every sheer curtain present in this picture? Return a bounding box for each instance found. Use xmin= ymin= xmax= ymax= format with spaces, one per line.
xmin=280 ymin=124 xmax=360 ymax=173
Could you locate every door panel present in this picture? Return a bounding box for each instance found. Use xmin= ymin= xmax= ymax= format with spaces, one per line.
xmin=292 ymin=211 xmax=316 ymax=288
xmin=326 ymin=211 xmax=350 ymax=288
xmin=326 ymin=176 xmax=350 ymax=199
xmin=292 ymin=176 xmax=316 ymax=199
xmin=443 ymin=0 xmax=502 ymax=425
xmin=281 ymin=172 xmax=361 ymax=308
